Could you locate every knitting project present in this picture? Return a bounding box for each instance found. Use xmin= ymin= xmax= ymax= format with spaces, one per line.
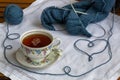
xmin=41 ymin=0 xmax=115 ymax=37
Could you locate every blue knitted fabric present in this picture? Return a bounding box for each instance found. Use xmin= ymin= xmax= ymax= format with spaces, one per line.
xmin=41 ymin=0 xmax=115 ymax=37
xmin=4 ymin=4 xmax=23 ymax=25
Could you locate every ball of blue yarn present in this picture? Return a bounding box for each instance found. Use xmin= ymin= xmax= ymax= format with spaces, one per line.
xmin=4 ymin=4 xmax=23 ymax=25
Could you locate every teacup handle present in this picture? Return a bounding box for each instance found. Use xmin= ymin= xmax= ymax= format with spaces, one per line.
xmin=52 ymin=38 xmax=61 ymax=48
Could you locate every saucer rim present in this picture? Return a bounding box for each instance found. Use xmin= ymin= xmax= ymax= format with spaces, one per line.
xmin=15 ymin=48 xmax=61 ymax=69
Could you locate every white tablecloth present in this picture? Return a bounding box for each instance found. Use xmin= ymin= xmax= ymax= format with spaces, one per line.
xmin=0 ymin=0 xmax=120 ymax=80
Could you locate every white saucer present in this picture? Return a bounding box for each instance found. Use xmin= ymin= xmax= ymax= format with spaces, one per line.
xmin=16 ymin=48 xmax=62 ymax=68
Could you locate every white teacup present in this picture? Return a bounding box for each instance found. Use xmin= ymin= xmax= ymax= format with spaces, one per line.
xmin=20 ymin=30 xmax=61 ymax=64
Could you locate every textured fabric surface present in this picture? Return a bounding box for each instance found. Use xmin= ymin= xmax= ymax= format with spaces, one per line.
xmin=41 ymin=0 xmax=115 ymax=37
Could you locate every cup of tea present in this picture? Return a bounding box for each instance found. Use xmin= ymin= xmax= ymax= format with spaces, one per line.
xmin=19 ymin=29 xmax=61 ymax=64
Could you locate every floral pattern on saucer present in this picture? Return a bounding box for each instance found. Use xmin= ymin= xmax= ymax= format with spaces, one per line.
xmin=25 ymin=56 xmax=50 ymax=66
xmin=16 ymin=48 xmax=62 ymax=68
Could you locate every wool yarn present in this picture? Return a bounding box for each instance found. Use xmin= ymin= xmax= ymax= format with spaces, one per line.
xmin=4 ymin=4 xmax=23 ymax=25
xmin=41 ymin=0 xmax=115 ymax=37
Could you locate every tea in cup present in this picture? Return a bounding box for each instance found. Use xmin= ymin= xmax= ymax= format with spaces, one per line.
xmin=20 ymin=30 xmax=61 ymax=65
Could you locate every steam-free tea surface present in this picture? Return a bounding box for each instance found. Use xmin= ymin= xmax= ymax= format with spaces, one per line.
xmin=22 ymin=34 xmax=51 ymax=48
